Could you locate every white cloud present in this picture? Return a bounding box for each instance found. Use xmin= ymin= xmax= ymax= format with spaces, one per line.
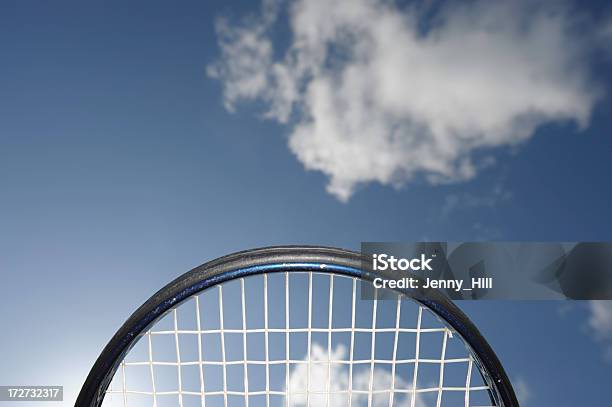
xmin=209 ymin=0 xmax=601 ymax=201
xmin=601 ymin=19 xmax=612 ymax=43
xmin=513 ymin=377 xmax=532 ymax=405
xmin=442 ymin=183 xmax=512 ymax=217
xmin=588 ymin=301 xmax=612 ymax=339
xmin=286 ymin=343 xmax=422 ymax=406
xmin=587 ymin=301 xmax=612 ymax=362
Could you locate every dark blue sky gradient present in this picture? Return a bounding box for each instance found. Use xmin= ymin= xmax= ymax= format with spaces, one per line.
xmin=1 ymin=1 xmax=611 ymax=405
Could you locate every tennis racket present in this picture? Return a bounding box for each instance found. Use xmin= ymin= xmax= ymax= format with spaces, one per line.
xmin=76 ymin=246 xmax=518 ymax=407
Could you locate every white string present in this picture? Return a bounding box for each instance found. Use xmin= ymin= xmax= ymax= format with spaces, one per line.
xmin=105 ymin=387 xmax=493 ymax=395
xmin=241 ymin=279 xmax=250 ymax=407
xmin=306 ymin=272 xmax=313 ymax=407
xmin=146 ymin=327 xmax=448 ymax=335
xmin=264 ymin=274 xmax=270 ymax=407
xmin=388 ymin=295 xmax=401 ymax=407
xmin=410 ymin=306 xmax=423 ymax=407
xmin=104 ymin=272 xmax=494 ymax=407
xmin=219 ymin=286 xmax=228 ymax=407
xmin=173 ymin=309 xmax=184 ymax=407
xmin=465 ymin=354 xmax=474 ymax=407
xmin=147 ymin=331 xmax=158 ymax=407
xmin=367 ymin=289 xmax=377 ymax=407
xmin=105 ymin=386 xmax=491 ymax=396
xmin=347 ymin=278 xmax=356 ymax=407
xmin=119 ymin=357 xmax=473 ymax=367
xmin=285 ymin=272 xmax=290 ymax=407
xmin=325 ymin=275 xmax=334 ymax=407
xmin=195 ymin=297 xmax=205 ymax=407
xmin=436 ymin=329 xmax=449 ymax=407
xmin=121 ymin=360 xmax=127 ymax=407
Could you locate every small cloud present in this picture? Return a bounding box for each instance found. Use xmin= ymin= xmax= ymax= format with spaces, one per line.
xmin=601 ymin=19 xmax=612 ymax=42
xmin=470 ymin=222 xmax=502 ymax=240
xmin=587 ymin=301 xmax=612 ymax=362
xmin=441 ymin=184 xmax=512 ymax=217
xmin=557 ymin=302 xmax=575 ymax=317
xmin=287 ymin=343 xmax=422 ymax=406
xmin=209 ymin=0 xmax=604 ymax=201
xmin=513 ymin=377 xmax=532 ymax=405
xmin=588 ymin=301 xmax=612 ymax=339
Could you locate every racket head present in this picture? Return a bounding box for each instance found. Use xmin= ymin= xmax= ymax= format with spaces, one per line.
xmin=76 ymin=246 xmax=518 ymax=407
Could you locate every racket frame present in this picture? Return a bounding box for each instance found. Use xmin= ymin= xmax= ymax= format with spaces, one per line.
xmin=76 ymin=246 xmax=518 ymax=407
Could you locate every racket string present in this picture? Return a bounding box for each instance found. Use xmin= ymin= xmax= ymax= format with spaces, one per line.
xmin=104 ymin=272 xmax=494 ymax=407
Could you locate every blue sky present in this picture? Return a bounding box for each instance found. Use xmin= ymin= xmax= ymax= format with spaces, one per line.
xmin=1 ymin=0 xmax=612 ymax=406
